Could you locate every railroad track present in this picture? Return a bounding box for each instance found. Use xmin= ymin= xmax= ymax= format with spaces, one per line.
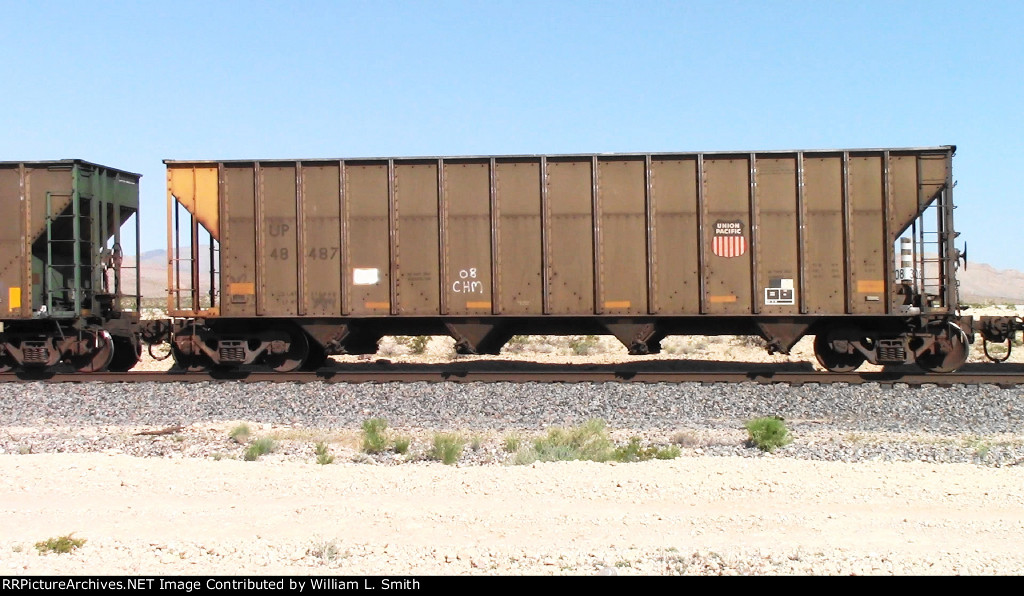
xmin=4 ymin=361 xmax=1024 ymax=386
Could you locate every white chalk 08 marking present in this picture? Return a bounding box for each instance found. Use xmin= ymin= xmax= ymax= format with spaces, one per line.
xmin=452 ymin=268 xmax=484 ymax=294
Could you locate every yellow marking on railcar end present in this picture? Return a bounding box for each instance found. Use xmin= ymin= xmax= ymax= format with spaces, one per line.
xmin=228 ymin=282 xmax=255 ymax=295
xmin=8 ymin=287 xmax=20 ymax=310
xmin=857 ymin=280 xmax=885 ymax=293
xmin=365 ymin=301 xmax=390 ymax=309
xmin=466 ymin=301 xmax=492 ymax=309
xmin=708 ymin=295 xmax=737 ymax=303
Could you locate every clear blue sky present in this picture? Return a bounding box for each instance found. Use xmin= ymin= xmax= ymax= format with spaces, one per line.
xmin=2 ymin=1 xmax=1021 ymax=269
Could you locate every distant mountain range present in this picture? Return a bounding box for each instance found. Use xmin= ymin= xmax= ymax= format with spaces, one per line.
xmin=956 ymin=262 xmax=1024 ymax=305
xmin=123 ymin=248 xmax=1024 ymax=305
xmin=121 ymin=248 xmax=213 ymax=301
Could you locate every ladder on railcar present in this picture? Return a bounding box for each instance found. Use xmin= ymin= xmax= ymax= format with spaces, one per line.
xmin=170 ymin=199 xmax=220 ymax=312
xmin=43 ymin=191 xmax=93 ymax=318
xmin=901 ymin=187 xmax=956 ymax=312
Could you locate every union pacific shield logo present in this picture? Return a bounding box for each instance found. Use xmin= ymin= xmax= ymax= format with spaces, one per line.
xmin=712 ymin=220 xmax=746 ymax=258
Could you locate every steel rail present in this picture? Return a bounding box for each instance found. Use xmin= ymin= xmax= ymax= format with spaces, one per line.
xmin=3 ymin=363 xmax=1024 ymax=387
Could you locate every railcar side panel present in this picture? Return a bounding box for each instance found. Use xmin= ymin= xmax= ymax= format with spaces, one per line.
xmin=754 ymin=156 xmax=800 ymax=315
xmin=649 ymin=157 xmax=700 ymax=314
xmin=597 ymin=157 xmax=647 ymax=315
xmin=848 ymin=155 xmax=886 ymax=314
xmin=444 ymin=160 xmax=492 ymax=315
xmin=345 ymin=163 xmax=391 ymax=316
xmin=259 ymin=165 xmax=298 ymax=316
xmin=0 ymin=167 xmax=25 ymax=317
xmin=802 ymin=156 xmax=846 ymax=313
xmin=495 ymin=160 xmax=543 ymax=315
xmin=221 ymin=165 xmax=257 ymax=316
xmin=546 ymin=158 xmax=594 ymax=315
xmin=394 ymin=162 xmax=441 ymax=315
xmin=300 ymin=163 xmax=343 ymax=317
xmin=702 ymin=157 xmax=752 ymax=314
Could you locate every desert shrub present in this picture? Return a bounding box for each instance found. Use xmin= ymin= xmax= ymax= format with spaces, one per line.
xmin=361 ymin=418 xmax=389 ymax=454
xmin=307 ymin=539 xmax=343 ymax=562
xmin=655 ymin=445 xmax=682 ymax=460
xmin=387 ymin=336 xmax=431 ymax=355
xmin=504 ymin=335 xmax=530 ymax=353
xmin=744 ymin=417 xmax=792 ymax=452
xmin=515 ymin=419 xmax=613 ymax=464
xmin=732 ymin=335 xmax=766 ymax=349
xmin=671 ymin=431 xmax=702 ymax=447
xmin=35 ymin=534 xmax=86 ymax=555
xmin=244 ymin=437 xmax=277 ymax=461
xmin=503 ymin=434 xmax=522 ymax=453
xmin=612 ymin=437 xmax=681 ymax=462
xmin=408 ymin=336 xmax=430 ymax=355
xmin=427 ymin=433 xmax=464 ymax=465
xmin=568 ymin=335 xmax=600 ymax=355
xmin=314 ymin=442 xmax=335 ymax=465
xmin=229 ymin=423 xmax=251 ymax=443
xmin=389 ymin=436 xmax=409 ymax=454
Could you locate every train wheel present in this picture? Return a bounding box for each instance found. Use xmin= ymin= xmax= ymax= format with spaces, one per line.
xmin=107 ymin=337 xmax=142 ymax=372
xmin=0 ymin=351 xmax=15 ymax=373
xmin=916 ymin=322 xmax=970 ymax=373
xmin=301 ymin=340 xmax=328 ymax=371
xmin=263 ymin=327 xmax=309 ymax=372
xmin=71 ymin=332 xmax=115 ymax=373
xmin=171 ymin=343 xmax=212 ymax=373
xmin=813 ymin=332 xmax=866 ymax=372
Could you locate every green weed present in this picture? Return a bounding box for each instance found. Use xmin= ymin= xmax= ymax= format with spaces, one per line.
xmin=744 ymin=417 xmax=792 ymax=452
xmin=568 ymin=335 xmax=600 ymax=355
xmin=503 ymin=434 xmax=522 ymax=453
xmin=428 ymin=433 xmax=464 ymax=465
xmin=611 ymin=436 xmax=682 ymax=462
xmin=409 ymin=336 xmax=430 ymax=354
xmin=314 ymin=442 xmax=335 ymax=465
xmin=229 ymin=424 xmax=251 ymax=443
xmin=35 ymin=534 xmax=86 ymax=555
xmin=361 ymin=418 xmax=390 ymax=454
xmin=243 ymin=437 xmax=277 ymax=461
xmin=515 ymin=419 xmax=613 ymax=464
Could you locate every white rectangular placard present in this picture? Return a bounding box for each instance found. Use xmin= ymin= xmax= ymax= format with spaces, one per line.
xmin=353 ymin=268 xmax=380 ymax=285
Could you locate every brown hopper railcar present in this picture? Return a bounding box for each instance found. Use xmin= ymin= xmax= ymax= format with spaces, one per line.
xmin=162 ymin=146 xmax=976 ymax=372
xmin=0 ymin=160 xmax=144 ymax=373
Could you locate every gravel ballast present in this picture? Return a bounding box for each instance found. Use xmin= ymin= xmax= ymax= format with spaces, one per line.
xmin=2 ymin=379 xmax=1023 ymax=575
xmin=1 ymin=380 xmax=1023 ymax=464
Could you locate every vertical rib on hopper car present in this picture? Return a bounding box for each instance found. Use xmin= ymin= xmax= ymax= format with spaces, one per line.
xmin=164 ymin=146 xmax=967 ymax=372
